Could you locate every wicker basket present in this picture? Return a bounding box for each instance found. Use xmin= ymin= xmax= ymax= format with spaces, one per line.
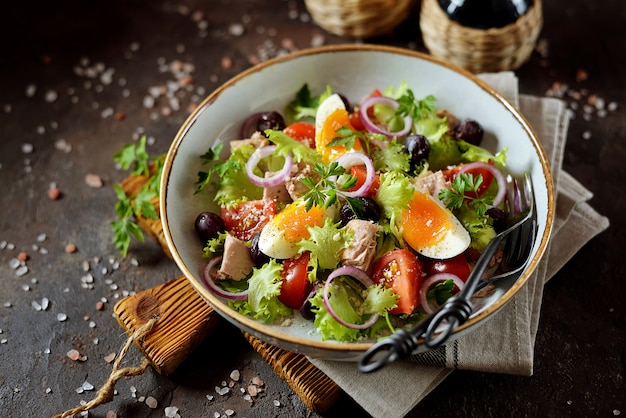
xmin=420 ymin=0 xmax=543 ymax=73
xmin=304 ymin=0 xmax=414 ymax=39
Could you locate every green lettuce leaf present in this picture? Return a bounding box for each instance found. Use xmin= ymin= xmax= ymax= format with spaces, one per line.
xmin=230 ymin=259 xmax=292 ymax=323
xmin=297 ymin=218 xmax=352 ymax=270
xmin=213 ymin=144 xmax=263 ymax=207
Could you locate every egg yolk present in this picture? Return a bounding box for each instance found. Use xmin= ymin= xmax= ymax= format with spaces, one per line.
xmin=316 ymin=108 xmax=363 ymax=164
xmin=274 ymin=203 xmax=326 ymax=243
xmin=402 ymin=190 xmax=451 ymax=249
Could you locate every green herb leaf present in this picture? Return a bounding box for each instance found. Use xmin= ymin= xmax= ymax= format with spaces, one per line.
xmin=110 ymin=136 xmax=165 ymax=257
xmin=439 ymin=172 xmax=493 ymax=217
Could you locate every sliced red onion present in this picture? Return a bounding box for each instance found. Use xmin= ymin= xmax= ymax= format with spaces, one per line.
xmin=245 ymin=145 xmax=293 ymax=188
xmin=332 ymin=152 xmax=376 ymax=198
xmin=458 ymin=161 xmax=507 ymax=208
xmin=201 ymin=256 xmax=249 ymax=300
xmin=322 ymin=266 xmax=379 ymax=330
xmin=359 ymin=95 xmax=412 ymax=139
xmin=419 ymin=273 xmax=465 ymax=314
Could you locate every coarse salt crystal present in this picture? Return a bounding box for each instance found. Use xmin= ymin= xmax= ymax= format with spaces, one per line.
xmin=229 ymin=369 xmax=240 ymax=381
xmin=145 ymin=396 xmax=158 ymax=408
xmin=82 ymin=382 xmax=94 ymax=391
xmin=229 ymin=23 xmax=245 ymax=36
xmin=273 ymin=399 xmax=281 ymax=407
xmin=57 ymin=313 xmax=68 ymax=321
xmin=22 ymin=143 xmax=34 ymax=154
xmin=25 ymin=84 xmax=37 ymax=97
xmin=45 ymin=90 xmax=58 ymax=103
xmin=17 ymin=266 xmax=29 ymax=277
xmin=85 ymin=173 xmax=103 ymax=188
xmin=164 ymin=406 xmax=179 ymax=418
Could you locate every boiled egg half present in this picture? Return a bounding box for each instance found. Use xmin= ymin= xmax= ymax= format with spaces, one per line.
xmin=401 ymin=188 xmax=470 ymax=259
xmin=258 ymin=199 xmax=334 ymax=259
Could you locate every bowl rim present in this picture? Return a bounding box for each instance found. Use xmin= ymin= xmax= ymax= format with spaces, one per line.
xmin=160 ymin=43 xmax=555 ymax=356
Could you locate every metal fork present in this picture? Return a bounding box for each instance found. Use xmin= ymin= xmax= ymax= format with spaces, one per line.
xmin=358 ymin=172 xmax=538 ymax=373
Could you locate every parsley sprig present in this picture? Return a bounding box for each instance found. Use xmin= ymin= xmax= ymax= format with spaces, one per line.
xmin=195 ymin=141 xmax=225 ymax=193
xmin=300 ymin=162 xmax=364 ymax=216
xmin=395 ymin=89 xmax=437 ymax=121
xmin=439 ymin=172 xmax=493 ymax=217
xmin=326 ymin=126 xmax=386 ymax=156
xmin=111 ymin=136 xmax=165 ymax=257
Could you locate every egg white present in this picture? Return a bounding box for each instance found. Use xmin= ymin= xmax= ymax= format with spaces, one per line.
xmin=407 ymin=192 xmax=471 ymax=260
xmin=315 ymin=93 xmax=346 ymax=133
xmin=257 ymin=201 xmax=335 ymax=260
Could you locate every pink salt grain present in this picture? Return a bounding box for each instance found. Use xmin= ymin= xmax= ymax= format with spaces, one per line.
xmin=48 ymin=187 xmax=61 ymax=200
xmin=85 ymin=174 xmax=103 ymax=188
xmin=67 ymin=349 xmax=81 ymax=361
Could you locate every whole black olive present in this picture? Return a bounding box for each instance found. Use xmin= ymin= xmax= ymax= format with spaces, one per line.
xmin=403 ymin=134 xmax=430 ymax=171
xmin=250 ymin=232 xmax=271 ymax=267
xmin=339 ymin=197 xmax=381 ymax=225
xmin=454 ymin=119 xmax=484 ymax=145
xmin=194 ymin=212 xmax=226 ymax=243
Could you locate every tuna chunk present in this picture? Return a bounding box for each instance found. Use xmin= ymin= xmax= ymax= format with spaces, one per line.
xmin=341 ymin=220 xmax=380 ymax=272
xmin=230 ymin=131 xmax=269 ymax=152
xmin=284 ymin=162 xmax=320 ymax=200
xmin=415 ymin=171 xmax=450 ymax=199
xmin=215 ymin=234 xmax=254 ymax=281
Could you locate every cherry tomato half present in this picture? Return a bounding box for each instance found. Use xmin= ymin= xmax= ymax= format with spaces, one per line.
xmin=278 ymin=252 xmax=312 ymax=309
xmin=372 ymin=249 xmax=423 ymax=315
xmin=283 ymin=122 xmax=316 ymax=149
xmin=221 ymin=199 xmax=276 ymax=241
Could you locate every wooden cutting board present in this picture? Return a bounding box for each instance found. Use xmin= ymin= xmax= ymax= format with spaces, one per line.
xmin=113 ymin=174 xmax=344 ymax=413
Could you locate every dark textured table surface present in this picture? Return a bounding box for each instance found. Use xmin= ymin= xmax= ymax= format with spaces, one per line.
xmin=1 ymin=1 xmax=624 ymax=417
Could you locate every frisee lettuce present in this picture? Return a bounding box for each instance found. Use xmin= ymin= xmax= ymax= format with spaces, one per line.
xmin=297 ymin=218 xmax=352 ymax=270
xmin=229 ymin=259 xmax=292 ymax=323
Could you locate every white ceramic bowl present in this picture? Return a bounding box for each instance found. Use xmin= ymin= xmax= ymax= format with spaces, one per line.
xmin=160 ymin=44 xmax=554 ymax=361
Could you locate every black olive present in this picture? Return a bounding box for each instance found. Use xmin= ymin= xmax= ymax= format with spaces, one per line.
xmin=257 ymin=111 xmax=286 ymax=135
xmin=339 ymin=197 xmax=381 ymax=225
xmin=194 ymin=212 xmax=226 ymax=243
xmin=403 ymin=134 xmax=430 ymax=171
xmin=486 ymin=207 xmax=506 ymax=233
xmin=454 ymin=119 xmax=484 ymax=145
xmin=250 ymin=232 xmax=271 ymax=267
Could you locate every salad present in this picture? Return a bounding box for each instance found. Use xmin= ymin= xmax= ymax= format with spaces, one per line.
xmin=193 ymin=83 xmax=508 ymax=342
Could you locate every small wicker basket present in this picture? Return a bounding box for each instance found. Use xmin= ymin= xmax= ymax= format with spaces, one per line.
xmin=304 ymin=0 xmax=414 ymax=39
xmin=420 ymin=0 xmax=543 ymax=73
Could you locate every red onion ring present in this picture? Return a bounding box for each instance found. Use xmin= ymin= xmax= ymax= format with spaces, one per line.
xmin=458 ymin=161 xmax=507 ymax=208
xmin=323 ymin=266 xmax=380 ymax=330
xmin=419 ymin=273 xmax=465 ymax=314
xmin=201 ymin=256 xmax=249 ymax=300
xmin=359 ymin=96 xmax=412 ymax=139
xmin=332 ymin=152 xmax=376 ymax=198
xmin=245 ymin=145 xmax=293 ymax=188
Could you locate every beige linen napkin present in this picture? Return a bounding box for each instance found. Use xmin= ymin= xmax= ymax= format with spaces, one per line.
xmin=309 ymin=72 xmax=610 ymax=418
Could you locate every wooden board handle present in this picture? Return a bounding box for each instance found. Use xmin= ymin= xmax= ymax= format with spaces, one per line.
xmin=116 ymin=173 xmax=344 ymax=412
xmin=114 ymin=275 xmax=219 ymax=375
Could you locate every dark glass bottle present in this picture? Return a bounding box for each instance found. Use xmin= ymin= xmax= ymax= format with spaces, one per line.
xmin=438 ymin=0 xmax=531 ymax=29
